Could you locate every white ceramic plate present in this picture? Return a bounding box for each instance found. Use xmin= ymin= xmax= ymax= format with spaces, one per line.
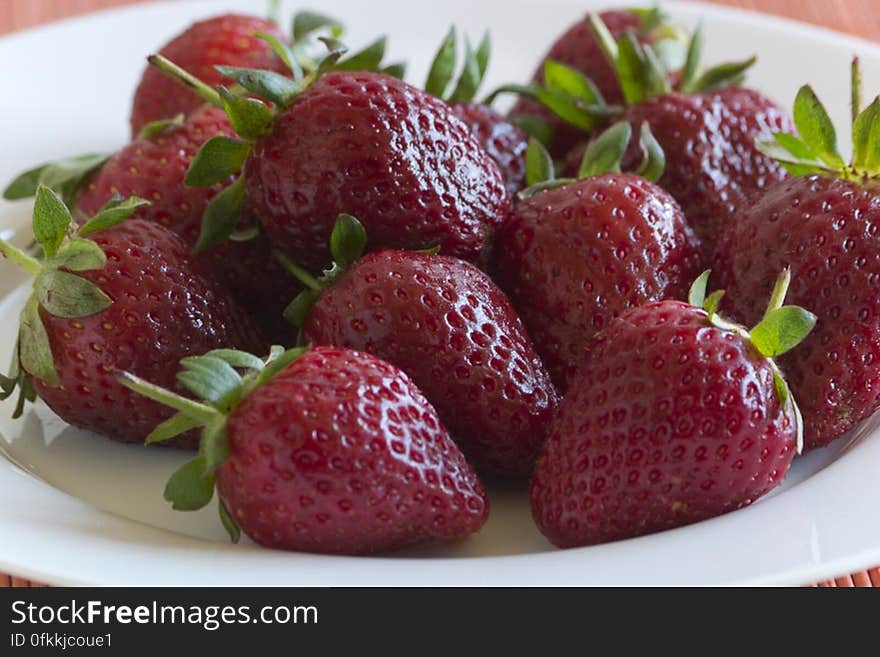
xmin=1 ymin=0 xmax=879 ymax=586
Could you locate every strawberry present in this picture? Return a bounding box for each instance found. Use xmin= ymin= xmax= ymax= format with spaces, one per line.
xmin=119 ymin=345 xmax=489 ymax=554
xmin=716 ymin=64 xmax=880 ymax=449
xmin=0 ymin=188 xmax=266 ymax=447
xmin=129 ymin=14 xmax=288 ymax=136
xmin=286 ymin=215 xmax=558 ymax=476
xmin=506 ymin=8 xmax=687 ymax=157
xmin=148 ymin=42 xmax=509 ymax=273
xmin=494 ymin=124 xmax=703 ymax=391
xmin=530 ymin=271 xmax=815 ymax=548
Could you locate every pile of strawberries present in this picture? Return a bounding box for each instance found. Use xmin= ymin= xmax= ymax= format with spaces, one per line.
xmin=1 ymin=6 xmax=879 ymax=555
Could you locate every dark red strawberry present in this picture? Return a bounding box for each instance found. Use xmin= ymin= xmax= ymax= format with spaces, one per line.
xmin=120 ymin=345 xmax=489 ymax=555
xmin=530 ymin=272 xmax=814 ymax=548
xmin=130 ymin=14 xmax=287 ymax=136
xmin=494 ymin=123 xmax=703 ymax=391
xmin=291 ymin=215 xmax=557 ymax=476
xmin=0 ymin=188 xmax=266 ymax=447
xmin=716 ymin=70 xmax=880 ymax=449
xmin=73 ymin=106 xmax=299 ymax=342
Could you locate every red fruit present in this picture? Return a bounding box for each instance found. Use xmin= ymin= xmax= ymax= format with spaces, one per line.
xmin=76 ymin=106 xmax=299 ymax=342
xmin=451 ymin=102 xmax=528 ymax=198
xmin=717 ymin=176 xmax=880 ymax=449
xmin=302 ymin=249 xmax=558 ymax=476
xmin=494 ymin=173 xmax=702 ymax=391
xmin=530 ymin=299 xmax=800 ymax=548
xmin=1 ymin=196 xmax=266 ymax=448
xmin=130 ymin=14 xmax=287 ymax=136
xmin=245 ymin=71 xmax=510 ymax=271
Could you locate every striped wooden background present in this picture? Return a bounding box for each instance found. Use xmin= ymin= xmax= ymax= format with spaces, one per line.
xmin=0 ymin=0 xmax=878 ymax=587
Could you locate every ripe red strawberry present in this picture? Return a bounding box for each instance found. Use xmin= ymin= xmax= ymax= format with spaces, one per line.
xmin=530 ymin=272 xmax=814 ymax=547
xmin=292 ymin=216 xmax=558 ymax=476
xmin=0 ymin=188 xmax=266 ymax=447
xmin=130 ymin=14 xmax=287 ymax=136
xmin=73 ymin=106 xmax=299 ymax=342
xmin=494 ymin=124 xmax=703 ymax=391
xmin=120 ymin=345 xmax=489 ymax=554
xmin=716 ymin=71 xmax=880 ymax=449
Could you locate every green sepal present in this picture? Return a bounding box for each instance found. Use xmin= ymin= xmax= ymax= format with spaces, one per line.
xmin=216 ymin=83 xmax=279 ymax=138
xmin=49 ymin=238 xmax=106 ymax=271
xmin=425 ymin=26 xmax=457 ymax=98
xmin=380 ymin=62 xmax=407 ymax=79
xmin=200 ymin=419 xmax=231 ymax=474
xmin=703 ymin=290 xmax=725 ymax=317
xmin=138 ymin=114 xmax=185 ymax=140
xmin=35 ymin=270 xmax=111 ymax=318
xmin=689 ymin=56 xmax=756 ymax=93
xmin=78 ymin=195 xmax=150 ymax=237
xmin=32 ymin=186 xmax=72 ymax=259
xmin=678 ymin=24 xmax=704 ymax=93
xmin=195 ymin=176 xmax=246 ymax=252
xmin=292 ymin=10 xmax=343 ymax=41
xmin=4 ymin=153 xmax=110 ymax=206
xmin=579 ymin=121 xmax=632 ymax=179
xmin=176 ymin=355 xmax=244 ymax=409
xmin=510 ymin=115 xmax=554 ymax=146
xmin=615 ymin=32 xmax=649 ymax=105
xmin=793 ymin=85 xmax=846 ymax=169
xmin=185 ymin=136 xmax=252 ymax=188
xmin=525 ymin=138 xmax=555 ymax=186
xmin=18 ymin=296 xmax=57 ymax=386
xmin=329 ymin=214 xmax=367 ymax=268
xmin=543 ymin=59 xmax=606 ymax=108
xmin=517 ymin=178 xmax=576 ymax=201
xmin=535 ymin=86 xmax=617 ymax=133
xmin=257 ymin=31 xmax=303 ymax=80
xmin=218 ymin=497 xmax=241 ymax=543
xmin=283 ymin=289 xmax=319 ymax=328
xmin=335 ymin=36 xmax=387 ymax=72
xmin=145 ymin=411 xmax=202 ymax=445
xmin=312 ymin=38 xmax=349 ymax=76
xmin=852 ymin=97 xmax=880 ymax=175
xmin=203 ymin=349 xmax=266 ymax=371
xmin=755 ymin=138 xmax=836 ymax=177
xmin=255 ymin=346 xmax=308 ymax=387
xmin=688 ymin=269 xmax=711 ymax=307
xmin=163 ymin=455 xmax=215 ymax=511
xmin=634 ymin=122 xmax=665 ymax=182
xmin=749 ymin=306 xmax=817 ymax=358
xmin=773 ymin=369 xmax=789 ymax=409
xmin=449 ymin=32 xmax=490 ymax=103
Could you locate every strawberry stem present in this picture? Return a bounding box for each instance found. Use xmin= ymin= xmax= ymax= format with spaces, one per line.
xmin=117 ymin=371 xmax=218 ymax=424
xmin=274 ymin=251 xmax=324 ymax=292
xmin=0 ymin=238 xmax=42 ymax=276
xmin=147 ymin=54 xmax=223 ymax=108
xmin=851 ymin=57 xmax=863 ymax=130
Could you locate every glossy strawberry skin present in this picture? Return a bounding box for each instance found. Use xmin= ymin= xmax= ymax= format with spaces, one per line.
xmin=31 ymin=219 xmax=266 ymax=448
xmin=76 ymin=106 xmax=299 ymax=343
xmin=716 ymin=176 xmax=880 ymax=449
xmin=530 ymin=300 xmax=798 ymax=548
xmin=245 ymin=71 xmax=510 ymax=272
xmin=451 ymin=102 xmax=528 ymax=198
xmin=217 ymin=346 xmax=489 ymax=554
xmin=494 ymin=174 xmax=703 ymax=391
xmin=302 ymin=251 xmax=558 ymax=476
xmin=508 ymin=10 xmax=644 ymax=158
xmin=130 ymin=14 xmax=287 ymax=136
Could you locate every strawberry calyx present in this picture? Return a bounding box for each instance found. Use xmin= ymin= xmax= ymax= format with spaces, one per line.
xmin=424 ymin=27 xmax=491 ymax=104
xmin=518 ymin=119 xmax=665 ymax=199
xmin=3 ymin=152 xmax=111 ymax=208
xmin=757 ymin=59 xmax=880 ymax=184
xmin=0 ymin=186 xmax=149 ymax=416
xmin=687 ymin=269 xmax=816 ymax=452
xmin=118 ymin=344 xmax=307 ymax=541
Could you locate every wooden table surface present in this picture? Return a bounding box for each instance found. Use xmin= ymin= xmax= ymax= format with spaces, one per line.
xmin=1 ymin=0 xmax=878 ymax=588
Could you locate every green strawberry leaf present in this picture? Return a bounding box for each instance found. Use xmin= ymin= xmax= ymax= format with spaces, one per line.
xmin=773 ymin=369 xmax=789 ymax=408
xmin=635 ymin=122 xmax=665 ymax=182
xmin=510 ymin=115 xmax=554 ymax=146
xmin=18 ymin=296 xmax=57 ymax=386
xmin=185 ymin=136 xmax=252 ymax=188
xmin=145 ymin=411 xmax=202 ymax=445
xmin=257 ymin=31 xmax=303 ymax=80
xmin=164 ymin=455 xmax=215 ymax=511
xmin=755 ymin=139 xmax=834 ymax=177
xmin=615 ymin=33 xmax=648 ymax=105
xmin=525 ymin=138 xmax=555 ymax=186
xmin=32 ymin=186 xmax=72 ymax=258
xmin=203 ymin=349 xmax=266 ymax=371
xmin=49 ymin=238 xmax=106 ymax=272
xmin=176 ymin=355 xmax=244 ymax=408
xmin=329 ymin=214 xmax=367 ymax=268
xmin=543 ymin=60 xmax=605 ymax=107
xmin=292 ymin=10 xmax=343 ymax=41
xmin=678 ymin=24 xmax=703 ymax=93
xmin=852 ymin=96 xmax=880 ymax=175
xmin=793 ymin=85 xmax=846 ymax=169
xmin=533 ymin=86 xmax=614 ymax=132
xmin=217 ymin=68 xmax=300 ymax=113
xmin=218 ymin=498 xmax=241 ymax=543
xmin=283 ymin=289 xmax=320 ymax=327
xmin=642 ymin=44 xmax=672 ymax=97
xmin=690 ymin=56 xmax=756 ymax=92
xmin=255 ymin=346 xmax=307 ymax=387
xmin=195 ymin=176 xmax=246 ymax=252
xmin=749 ymin=306 xmax=817 ymax=358
xmin=587 ymin=13 xmax=619 ymax=69
xmin=335 ymin=36 xmax=387 ymax=72
xmin=517 ymin=178 xmax=576 ymax=201
xmin=201 ymin=420 xmax=231 ymax=473
xmin=773 ymin=132 xmax=820 ymax=160
xmin=36 ymin=270 xmax=111 ymax=318
xmin=688 ymin=270 xmax=711 ymax=307
xmin=313 ymin=38 xmax=349 ymax=76
xmin=4 ymin=153 xmax=110 ymax=203
xmin=380 ymin=62 xmax=407 ymax=79
xmin=78 ymin=196 xmax=150 ymax=237
xmin=425 ymin=27 xmax=457 ymax=98
xmin=579 ymin=121 xmax=632 ymax=179
xmin=138 ymin=114 xmax=185 ymax=140
xmin=703 ymin=290 xmax=725 ymax=317
xmin=449 ymin=32 xmax=490 ymax=103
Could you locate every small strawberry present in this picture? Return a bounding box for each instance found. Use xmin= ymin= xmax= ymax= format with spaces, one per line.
xmin=530 ymin=271 xmax=815 ymax=548
xmin=423 ymin=28 xmax=528 ymax=197
xmin=119 ymin=345 xmax=489 ymax=554
xmin=0 ymin=188 xmax=266 ymax=447
xmin=283 ymin=215 xmax=558 ymax=476
xmin=148 ymin=39 xmax=509 ymax=273
xmin=129 ymin=13 xmax=288 ymax=136
xmin=494 ymin=123 xmax=703 ymax=391
xmin=716 ymin=62 xmax=880 ymax=449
